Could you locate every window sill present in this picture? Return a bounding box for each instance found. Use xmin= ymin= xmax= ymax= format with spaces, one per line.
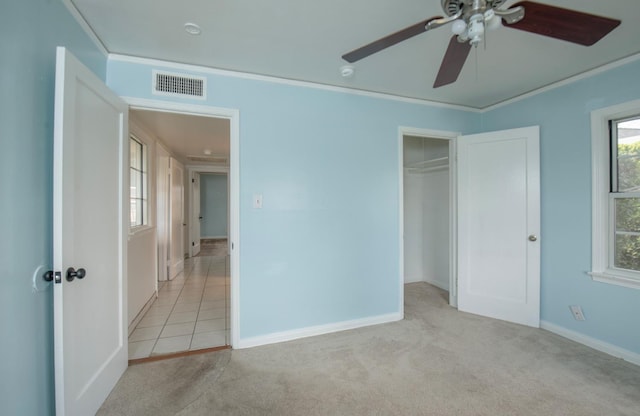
xmin=128 ymin=225 xmax=154 ymax=239
xmin=588 ymin=271 xmax=640 ymax=290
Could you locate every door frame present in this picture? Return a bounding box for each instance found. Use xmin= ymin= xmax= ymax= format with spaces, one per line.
xmin=398 ymin=127 xmax=459 ymax=310
xmin=187 ymin=167 xmax=229 ymax=258
xmin=123 ymin=97 xmax=240 ymax=347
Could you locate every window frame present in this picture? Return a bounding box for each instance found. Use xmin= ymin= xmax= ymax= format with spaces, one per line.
xmin=129 ymin=134 xmax=149 ymax=231
xmin=590 ymin=99 xmax=640 ymax=289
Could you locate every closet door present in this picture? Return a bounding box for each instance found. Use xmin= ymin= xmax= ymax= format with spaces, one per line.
xmin=457 ymin=126 xmax=540 ymax=327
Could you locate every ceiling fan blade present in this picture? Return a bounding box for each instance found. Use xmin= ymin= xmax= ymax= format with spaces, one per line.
xmin=433 ymin=36 xmax=471 ymax=88
xmin=507 ymin=1 xmax=620 ymax=46
xmin=342 ymin=17 xmax=442 ymax=63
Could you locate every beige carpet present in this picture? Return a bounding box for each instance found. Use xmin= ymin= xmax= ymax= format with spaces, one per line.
xmin=98 ymin=283 xmax=640 ymax=415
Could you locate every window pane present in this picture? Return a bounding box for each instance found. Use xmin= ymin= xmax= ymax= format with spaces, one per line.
xmin=616 ymin=118 xmax=640 ymax=193
xmin=130 ymin=168 xmax=141 ymax=199
xmin=614 ymin=233 xmax=640 ymax=271
xmin=129 ymin=135 xmax=147 ymax=228
xmin=615 ymin=198 xmax=640 ymax=233
xmin=130 ymin=138 xmax=142 ymax=170
xmin=130 ymin=199 xmax=139 ymax=227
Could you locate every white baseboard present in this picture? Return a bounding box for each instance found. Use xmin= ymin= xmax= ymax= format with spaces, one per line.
xmin=201 ymin=235 xmax=227 ymax=239
xmin=404 ymin=276 xmax=449 ymax=291
xmin=404 ymin=275 xmax=423 ymax=284
xmin=236 ymin=312 xmax=403 ymax=349
xmin=424 ymin=277 xmax=449 ymax=291
xmin=540 ymin=320 xmax=640 ymax=367
xmin=128 ymin=292 xmax=157 ymax=336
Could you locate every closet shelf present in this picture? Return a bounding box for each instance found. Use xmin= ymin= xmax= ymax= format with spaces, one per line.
xmin=404 ymin=156 xmax=448 ymax=173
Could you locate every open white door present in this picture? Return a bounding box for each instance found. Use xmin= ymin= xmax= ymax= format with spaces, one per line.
xmin=53 ymin=47 xmax=128 ymax=415
xmin=169 ymin=157 xmax=185 ymax=279
xmin=192 ymin=172 xmax=201 ymax=256
xmin=457 ymin=126 xmax=540 ymax=327
xmin=156 ymin=144 xmax=170 ymax=281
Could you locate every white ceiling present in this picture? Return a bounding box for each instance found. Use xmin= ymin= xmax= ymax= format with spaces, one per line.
xmin=130 ymin=109 xmax=229 ymax=163
xmin=70 ymin=0 xmax=639 ymax=110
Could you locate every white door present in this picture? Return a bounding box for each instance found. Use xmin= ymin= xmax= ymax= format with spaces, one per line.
xmin=457 ymin=126 xmax=540 ymax=327
xmin=156 ymin=145 xmax=170 ymax=281
xmin=53 ymin=47 xmax=128 ymax=415
xmin=192 ymin=172 xmax=202 ymax=256
xmin=169 ymin=158 xmax=185 ymax=279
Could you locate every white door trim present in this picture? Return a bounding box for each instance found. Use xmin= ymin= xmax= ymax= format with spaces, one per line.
xmin=186 ymin=165 xmax=229 ymax=257
xmin=398 ymin=126 xmax=460 ymax=312
xmin=122 ymin=97 xmax=240 ymax=348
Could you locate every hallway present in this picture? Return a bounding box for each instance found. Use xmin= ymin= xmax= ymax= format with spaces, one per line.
xmin=128 ymin=252 xmax=230 ymax=360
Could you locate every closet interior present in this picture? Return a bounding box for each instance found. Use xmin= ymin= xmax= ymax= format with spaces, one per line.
xmin=403 ymin=135 xmax=451 ymax=292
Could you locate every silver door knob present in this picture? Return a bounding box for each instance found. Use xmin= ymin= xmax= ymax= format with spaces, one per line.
xmin=528 ymin=235 xmax=538 ymax=242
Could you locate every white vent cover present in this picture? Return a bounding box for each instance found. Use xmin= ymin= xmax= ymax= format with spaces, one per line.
xmin=152 ymin=70 xmax=206 ymax=99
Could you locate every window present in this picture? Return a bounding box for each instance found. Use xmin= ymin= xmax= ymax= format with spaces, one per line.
xmin=610 ymin=117 xmax=640 ymax=272
xmin=130 ymin=135 xmax=148 ymax=228
xmin=591 ymin=100 xmax=640 ymax=289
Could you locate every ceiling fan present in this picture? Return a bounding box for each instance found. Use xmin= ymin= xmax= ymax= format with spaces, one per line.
xmin=341 ymin=0 xmax=621 ymax=88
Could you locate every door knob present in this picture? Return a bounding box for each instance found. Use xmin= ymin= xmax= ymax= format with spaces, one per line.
xmin=66 ymin=267 xmax=87 ymax=282
xmin=528 ymin=235 xmax=538 ymax=242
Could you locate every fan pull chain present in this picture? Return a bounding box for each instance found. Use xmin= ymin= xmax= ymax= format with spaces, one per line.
xmin=475 ymin=46 xmax=479 ymax=83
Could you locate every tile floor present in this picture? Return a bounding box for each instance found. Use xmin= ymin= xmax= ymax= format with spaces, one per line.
xmin=128 ymin=254 xmax=230 ymax=360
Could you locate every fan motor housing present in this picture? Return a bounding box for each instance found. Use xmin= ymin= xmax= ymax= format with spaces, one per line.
xmin=441 ymin=0 xmax=506 ymax=16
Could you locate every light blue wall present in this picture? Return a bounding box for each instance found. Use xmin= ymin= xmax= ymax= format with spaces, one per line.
xmin=200 ymin=174 xmax=228 ymax=238
xmin=0 ymin=1 xmax=107 ymax=415
xmin=6 ymin=3 xmax=636 ymax=411
xmin=482 ymin=59 xmax=640 ymax=355
xmin=107 ymin=59 xmax=480 ymax=338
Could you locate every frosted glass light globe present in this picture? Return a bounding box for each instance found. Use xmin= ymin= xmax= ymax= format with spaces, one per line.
xmin=484 ymin=9 xmax=502 ymax=30
xmin=451 ymin=19 xmax=467 ymax=35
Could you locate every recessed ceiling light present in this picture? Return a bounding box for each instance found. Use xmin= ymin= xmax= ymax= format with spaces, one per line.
xmin=184 ymin=22 xmax=201 ymax=36
xmin=203 ymin=149 xmax=212 ymax=155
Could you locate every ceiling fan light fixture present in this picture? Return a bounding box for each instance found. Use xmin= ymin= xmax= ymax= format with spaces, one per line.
xmin=451 ymin=19 xmax=467 ymax=35
xmin=484 ymin=9 xmax=502 ymax=30
xmin=467 ymin=14 xmax=485 ymax=46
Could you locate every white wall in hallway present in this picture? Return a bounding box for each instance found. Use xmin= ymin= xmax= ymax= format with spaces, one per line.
xmin=128 ymin=119 xmax=159 ymax=326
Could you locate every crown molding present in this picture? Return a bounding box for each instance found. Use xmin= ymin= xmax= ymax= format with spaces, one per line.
xmin=108 ymin=54 xmax=482 ymax=113
xmin=62 ymin=0 xmax=108 ymax=57
xmin=482 ymin=52 xmax=640 ymax=113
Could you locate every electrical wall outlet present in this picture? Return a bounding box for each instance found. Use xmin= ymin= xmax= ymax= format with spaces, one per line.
xmin=569 ymin=305 xmax=586 ymax=321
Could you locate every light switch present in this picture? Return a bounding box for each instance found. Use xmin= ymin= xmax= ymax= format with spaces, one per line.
xmin=253 ymin=194 xmax=263 ymax=209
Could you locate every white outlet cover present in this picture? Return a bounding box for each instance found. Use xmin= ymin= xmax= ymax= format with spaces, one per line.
xmin=569 ymin=305 xmax=586 ymax=321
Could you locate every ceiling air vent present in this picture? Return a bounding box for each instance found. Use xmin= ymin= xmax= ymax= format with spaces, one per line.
xmin=152 ymin=70 xmax=206 ymax=99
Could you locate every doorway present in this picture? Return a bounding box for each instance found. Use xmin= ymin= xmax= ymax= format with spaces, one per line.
xmin=124 ymin=100 xmax=239 ymax=359
xmin=400 ymin=127 xmax=458 ymax=308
